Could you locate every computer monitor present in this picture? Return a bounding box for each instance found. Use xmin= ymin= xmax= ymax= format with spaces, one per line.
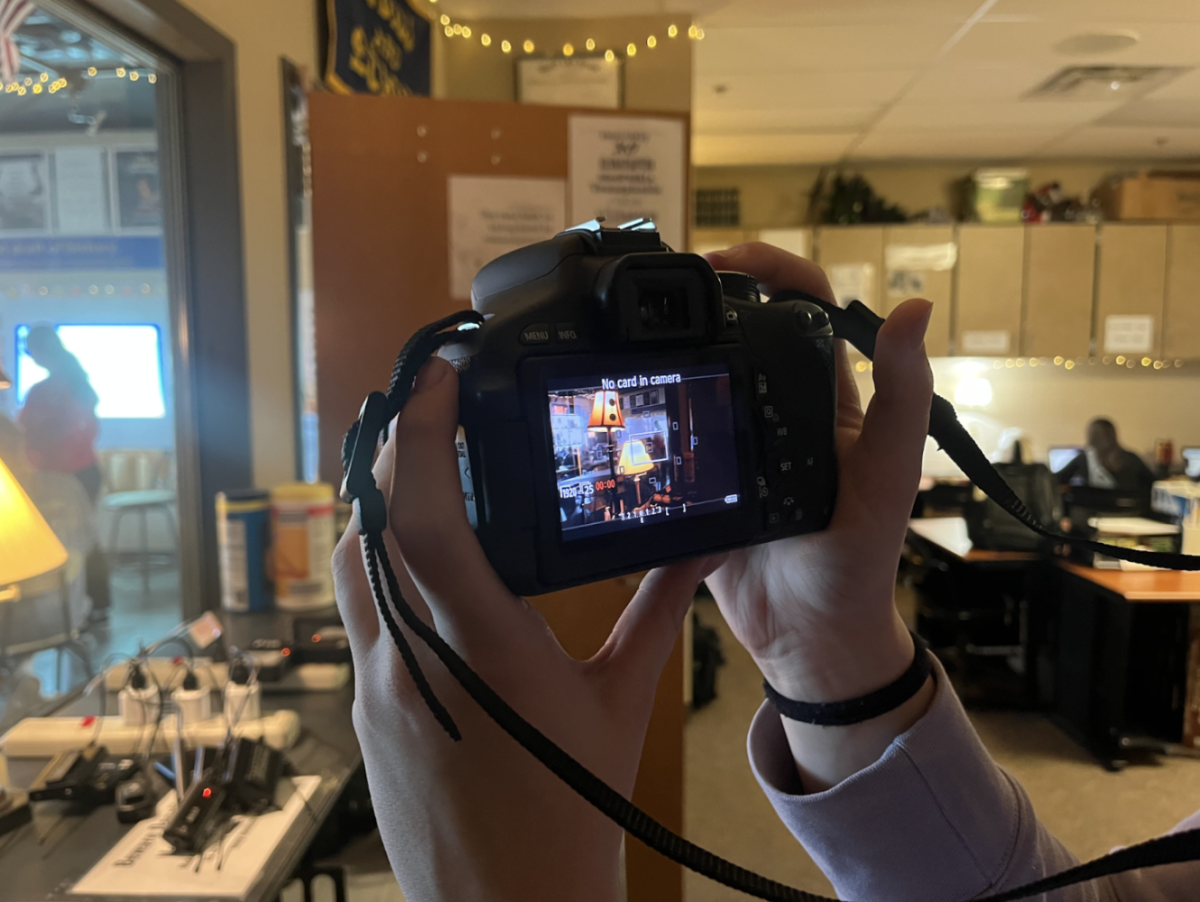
xmin=1183 ymin=447 xmax=1200 ymax=480
xmin=1048 ymin=445 xmax=1083 ymax=473
xmin=15 ymin=324 xmax=166 ymax=419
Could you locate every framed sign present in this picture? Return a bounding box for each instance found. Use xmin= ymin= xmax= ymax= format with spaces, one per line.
xmin=324 ymin=0 xmax=431 ymax=96
xmin=0 ymin=153 xmax=49 ymax=232
xmin=517 ymin=57 xmax=622 ymax=109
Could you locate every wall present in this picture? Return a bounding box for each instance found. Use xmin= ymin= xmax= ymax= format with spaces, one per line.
xmin=697 ymin=160 xmax=1200 ymax=228
xmin=848 ymin=360 xmax=1200 ymax=475
xmin=176 ymin=0 xmax=316 ymax=488
xmin=438 ymin=14 xmax=691 ymax=112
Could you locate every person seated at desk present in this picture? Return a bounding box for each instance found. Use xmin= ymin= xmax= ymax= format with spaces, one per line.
xmin=1057 ymin=417 xmax=1154 ymax=502
xmin=333 ymin=244 xmax=1197 ymax=901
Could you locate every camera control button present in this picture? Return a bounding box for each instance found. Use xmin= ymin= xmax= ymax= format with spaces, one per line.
xmin=753 ymin=370 xmax=769 ymax=399
xmin=554 ymin=322 xmax=580 ymax=342
xmin=760 ymin=404 xmax=779 ymax=422
xmin=519 ymin=324 xmax=552 ymax=344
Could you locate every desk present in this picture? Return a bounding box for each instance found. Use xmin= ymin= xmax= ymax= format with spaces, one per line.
xmin=908 ymin=517 xmax=1039 ymax=564
xmin=907 ymin=517 xmax=1199 ymax=770
xmin=1052 ymin=564 xmax=1198 ymax=770
xmin=0 ymin=612 xmax=361 ymax=902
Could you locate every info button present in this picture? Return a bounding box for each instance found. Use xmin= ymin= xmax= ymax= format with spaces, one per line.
xmin=555 ymin=322 xmax=581 ymax=343
xmin=519 ymin=323 xmax=552 ymax=345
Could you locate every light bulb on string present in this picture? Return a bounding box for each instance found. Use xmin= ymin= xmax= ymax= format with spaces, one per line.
xmin=586 ymin=38 xmax=595 ymax=51
xmin=604 ymin=49 xmax=615 ymax=62
xmin=481 ymin=33 xmax=491 ymax=46
xmin=668 ymin=24 xmax=678 ymax=37
xmin=523 ymin=39 xmax=535 ymax=53
xmin=563 ymin=43 xmax=574 ymax=56
xmin=501 ymin=40 xmax=512 ymax=53
xmin=627 ymin=42 xmax=637 ymax=56
xmin=647 ymin=35 xmax=657 ymax=48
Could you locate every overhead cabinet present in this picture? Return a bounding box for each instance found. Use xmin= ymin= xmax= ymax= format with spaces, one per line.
xmin=884 ymin=225 xmax=954 ymax=358
xmin=956 ymin=225 xmax=1024 ymax=357
xmin=1165 ymin=225 xmax=1200 ymax=360
xmin=1022 ymin=225 xmax=1095 ymax=359
xmin=1096 ymin=223 xmax=1167 ymax=358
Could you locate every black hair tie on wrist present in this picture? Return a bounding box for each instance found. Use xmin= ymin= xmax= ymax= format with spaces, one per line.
xmin=763 ymin=633 xmax=933 ymax=726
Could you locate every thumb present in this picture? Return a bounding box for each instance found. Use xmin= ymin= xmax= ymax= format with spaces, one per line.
xmin=849 ymin=298 xmax=934 ymax=512
xmin=602 ymin=556 xmax=719 ymax=688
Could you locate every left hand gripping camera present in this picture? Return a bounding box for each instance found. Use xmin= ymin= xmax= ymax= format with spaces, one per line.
xmin=437 ymin=219 xmax=839 ymax=595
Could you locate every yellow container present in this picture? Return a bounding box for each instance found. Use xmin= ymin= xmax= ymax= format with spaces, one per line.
xmin=270 ymin=482 xmax=336 ymax=611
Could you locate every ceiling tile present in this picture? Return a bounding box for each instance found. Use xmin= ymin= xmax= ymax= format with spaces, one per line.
xmin=696 ymin=23 xmax=961 ymax=74
xmin=1040 ymin=125 xmax=1200 ymax=157
xmin=850 ymin=128 xmax=1066 ymax=160
xmin=904 ymin=62 xmax=1065 ymax=102
xmin=874 ymin=100 xmax=1123 ymax=131
xmin=693 ymin=132 xmax=858 ymax=166
xmin=694 ymin=107 xmax=880 ymax=134
xmin=941 ymin=20 xmax=1200 ymax=67
xmin=1100 ymin=98 xmax=1200 ymax=127
xmin=694 ymin=70 xmax=914 ymax=110
xmin=990 ymin=0 xmax=1200 ymax=22
xmin=700 ymin=0 xmax=984 ymax=27
xmin=1145 ymin=67 xmax=1200 ymax=99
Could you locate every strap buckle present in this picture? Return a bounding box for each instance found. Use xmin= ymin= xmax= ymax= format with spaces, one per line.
xmin=340 ymin=391 xmax=390 ymax=534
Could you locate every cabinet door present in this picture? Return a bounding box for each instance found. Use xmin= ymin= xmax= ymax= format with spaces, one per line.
xmin=884 ymin=225 xmax=954 ymax=357
xmin=956 ymin=225 xmax=1024 ymax=356
xmin=1165 ymin=224 xmax=1200 ymax=360
xmin=815 ymin=226 xmax=884 ymax=312
xmin=1096 ymin=224 xmax=1167 ymax=357
xmin=1024 ymin=225 xmax=1096 ymax=359
xmin=757 ymin=227 xmax=813 ymax=260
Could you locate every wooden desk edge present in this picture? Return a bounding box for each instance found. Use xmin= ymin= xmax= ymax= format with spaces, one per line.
xmin=1059 ymin=561 xmax=1200 ymax=602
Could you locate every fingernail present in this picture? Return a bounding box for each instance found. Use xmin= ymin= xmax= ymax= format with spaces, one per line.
xmin=412 ymin=359 xmax=447 ymax=394
xmin=908 ymin=301 xmax=933 ymax=350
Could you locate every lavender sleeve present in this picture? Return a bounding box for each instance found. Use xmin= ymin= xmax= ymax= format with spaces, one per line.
xmin=747 ymin=658 xmax=1199 ymax=902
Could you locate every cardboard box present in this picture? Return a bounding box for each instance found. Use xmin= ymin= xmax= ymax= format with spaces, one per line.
xmin=1093 ymin=172 xmax=1200 ymax=221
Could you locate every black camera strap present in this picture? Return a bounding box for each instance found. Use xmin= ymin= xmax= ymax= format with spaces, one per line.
xmin=343 ymin=310 xmax=1200 ymax=902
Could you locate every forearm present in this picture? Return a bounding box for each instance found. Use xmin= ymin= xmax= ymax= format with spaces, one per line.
xmin=749 ymin=656 xmax=1106 ymax=902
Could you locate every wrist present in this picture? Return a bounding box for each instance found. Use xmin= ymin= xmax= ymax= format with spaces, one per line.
xmin=754 ymin=610 xmax=915 ymax=704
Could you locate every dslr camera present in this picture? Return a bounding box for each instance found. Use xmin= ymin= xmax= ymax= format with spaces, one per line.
xmin=442 ymin=219 xmax=838 ymax=595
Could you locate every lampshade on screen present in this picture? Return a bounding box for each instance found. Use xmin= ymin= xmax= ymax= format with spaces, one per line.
xmin=0 ymin=456 xmax=67 ymax=586
xmin=617 ymin=440 xmax=655 ymax=476
xmin=587 ymin=390 xmax=625 ymax=430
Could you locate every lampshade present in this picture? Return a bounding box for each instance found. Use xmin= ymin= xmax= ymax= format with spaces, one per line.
xmin=0 ymin=456 xmax=67 ymax=587
xmin=0 ymin=362 xmax=10 ymax=390
xmin=587 ymin=390 xmax=625 ymax=430
xmin=617 ymin=439 xmax=655 ymax=476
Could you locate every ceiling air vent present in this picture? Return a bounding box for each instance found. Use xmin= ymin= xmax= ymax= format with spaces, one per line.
xmin=1025 ymin=66 xmax=1189 ymax=101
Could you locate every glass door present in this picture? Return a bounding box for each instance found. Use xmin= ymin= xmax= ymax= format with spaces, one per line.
xmin=0 ymin=2 xmax=189 ymax=728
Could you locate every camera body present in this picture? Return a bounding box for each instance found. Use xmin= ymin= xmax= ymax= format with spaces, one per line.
xmin=442 ymin=219 xmax=837 ymax=596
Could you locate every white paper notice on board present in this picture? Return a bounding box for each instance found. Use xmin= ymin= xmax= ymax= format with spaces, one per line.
xmin=961 ymin=330 xmax=1011 ymax=354
xmin=448 ymin=176 xmax=566 ymax=301
xmin=828 ymin=263 xmax=875 ymax=308
xmin=54 ymin=148 xmax=108 ymax=233
xmin=1104 ymin=315 xmax=1155 ymax=353
xmin=569 ymin=115 xmax=685 ymax=251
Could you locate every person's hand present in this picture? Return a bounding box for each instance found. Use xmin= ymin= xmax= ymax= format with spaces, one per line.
xmin=703 ymin=243 xmax=936 ymax=789
xmin=332 ymin=357 xmax=713 ymax=902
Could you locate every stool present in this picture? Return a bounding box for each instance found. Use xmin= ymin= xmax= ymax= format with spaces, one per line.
xmin=103 ymin=489 xmax=177 ymax=592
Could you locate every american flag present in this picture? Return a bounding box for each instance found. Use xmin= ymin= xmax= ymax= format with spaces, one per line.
xmin=1 ymin=0 xmax=35 ymax=84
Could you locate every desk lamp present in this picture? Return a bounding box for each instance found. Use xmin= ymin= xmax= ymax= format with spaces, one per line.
xmin=0 ymin=454 xmax=67 ymax=836
xmin=588 ymin=390 xmax=626 ymax=515
xmin=617 ymin=439 xmax=656 ymax=506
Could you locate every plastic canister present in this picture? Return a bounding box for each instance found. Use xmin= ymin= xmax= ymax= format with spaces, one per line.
xmin=216 ymin=489 xmax=272 ymax=613
xmin=271 ymin=482 xmax=336 ymax=610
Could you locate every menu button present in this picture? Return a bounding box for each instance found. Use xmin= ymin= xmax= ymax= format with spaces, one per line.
xmin=520 ymin=324 xmax=551 ymax=344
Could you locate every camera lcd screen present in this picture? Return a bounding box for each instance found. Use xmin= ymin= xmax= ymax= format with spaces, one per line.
xmin=547 ymin=363 xmax=741 ymax=541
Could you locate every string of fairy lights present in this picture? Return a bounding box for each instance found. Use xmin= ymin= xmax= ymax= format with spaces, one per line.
xmin=853 ymin=355 xmax=1190 ymax=374
xmin=3 ymin=66 xmax=156 ymax=97
xmin=427 ymin=1 xmax=705 ymax=59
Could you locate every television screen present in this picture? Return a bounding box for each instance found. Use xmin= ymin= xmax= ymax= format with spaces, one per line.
xmin=16 ymin=324 xmax=166 ymax=419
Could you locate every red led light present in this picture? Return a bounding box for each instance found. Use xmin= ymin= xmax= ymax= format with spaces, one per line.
xmin=311 ymin=634 xmax=321 ymax=643
xmin=281 ymin=647 xmax=291 ymax=656
xmin=202 ymin=787 xmax=212 ymax=799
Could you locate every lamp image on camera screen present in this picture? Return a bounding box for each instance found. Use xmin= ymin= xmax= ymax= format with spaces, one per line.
xmin=548 ymin=363 xmax=740 ymax=540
